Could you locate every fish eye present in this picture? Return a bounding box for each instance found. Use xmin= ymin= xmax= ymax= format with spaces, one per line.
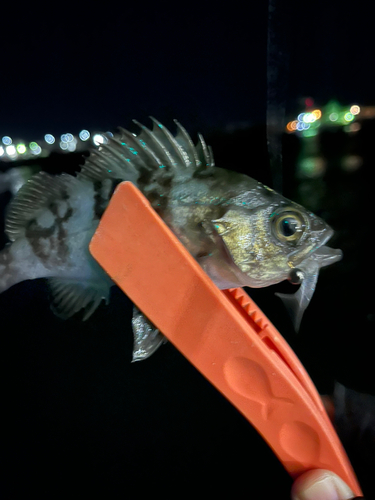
xmin=271 ymin=209 xmax=306 ymax=243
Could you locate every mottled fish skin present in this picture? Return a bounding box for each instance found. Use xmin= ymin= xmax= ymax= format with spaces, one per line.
xmin=0 ymin=118 xmax=342 ymax=356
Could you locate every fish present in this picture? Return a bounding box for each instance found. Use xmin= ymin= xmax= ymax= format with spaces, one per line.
xmin=0 ymin=165 xmax=41 ymax=195
xmin=0 ymin=118 xmax=342 ymax=360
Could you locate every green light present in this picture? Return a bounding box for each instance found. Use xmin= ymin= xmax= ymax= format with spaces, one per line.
xmin=29 ymin=141 xmax=38 ymax=150
xmin=344 ymin=112 xmax=354 ymax=121
xmin=302 ymin=128 xmax=318 ymax=138
xmin=16 ymin=144 xmax=27 ymax=154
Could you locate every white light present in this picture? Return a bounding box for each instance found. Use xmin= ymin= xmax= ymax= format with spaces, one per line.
xmin=2 ymin=136 xmax=12 ymax=145
xmin=67 ymin=141 xmax=77 ymax=152
xmin=329 ymin=113 xmax=338 ymax=121
xmin=79 ymin=129 xmax=90 ymax=141
xmin=60 ymin=141 xmax=68 ymax=150
xmin=44 ymin=134 xmax=55 ymax=144
xmin=65 ymin=133 xmax=74 ymax=142
xmin=93 ymin=134 xmax=106 ymax=146
xmin=31 ymin=145 xmax=42 ymax=155
xmin=0 ymin=146 xmax=4 ymax=156
xmin=6 ymin=145 xmax=17 ymax=156
xmin=350 ymin=105 xmax=360 ymax=115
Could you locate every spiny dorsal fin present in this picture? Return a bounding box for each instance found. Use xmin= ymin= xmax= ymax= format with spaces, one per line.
xmin=78 ymin=118 xmax=215 ymax=183
xmin=5 ymin=172 xmax=75 ymax=242
xmin=48 ymin=277 xmax=110 ymax=321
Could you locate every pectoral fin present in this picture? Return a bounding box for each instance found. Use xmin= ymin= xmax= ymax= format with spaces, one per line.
xmin=48 ymin=277 xmax=110 ymax=321
xmin=131 ymin=306 xmax=167 ymax=361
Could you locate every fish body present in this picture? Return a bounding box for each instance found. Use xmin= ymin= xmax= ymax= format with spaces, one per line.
xmin=0 ymin=118 xmax=342 ymax=358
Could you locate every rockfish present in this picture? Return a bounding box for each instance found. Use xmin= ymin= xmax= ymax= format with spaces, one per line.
xmin=0 ymin=118 xmax=342 ymax=359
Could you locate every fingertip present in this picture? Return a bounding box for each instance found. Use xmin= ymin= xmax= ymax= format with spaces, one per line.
xmin=291 ymin=469 xmax=354 ymax=500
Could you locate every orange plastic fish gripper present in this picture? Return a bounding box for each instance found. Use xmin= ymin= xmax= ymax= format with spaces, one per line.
xmin=89 ymin=181 xmax=362 ymax=497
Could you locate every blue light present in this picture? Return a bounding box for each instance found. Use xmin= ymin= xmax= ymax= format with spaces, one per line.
xmin=296 ymin=122 xmax=304 ymax=131
xmin=44 ymin=134 xmax=55 ymax=144
xmin=79 ymin=129 xmax=90 ymax=141
xmin=2 ymin=136 xmax=12 ymax=145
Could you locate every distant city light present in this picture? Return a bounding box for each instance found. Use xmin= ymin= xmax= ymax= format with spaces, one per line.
xmin=6 ymin=145 xmax=17 ymax=157
xmin=312 ymin=109 xmax=322 ymax=119
xmin=329 ymin=113 xmax=338 ymax=121
xmin=16 ymin=144 xmax=27 ymax=154
xmin=67 ymin=140 xmax=77 ymax=152
xmin=0 ymin=146 xmax=4 ymax=156
xmin=93 ymin=134 xmax=106 ymax=146
xmin=350 ymin=105 xmax=360 ymax=115
xmin=61 ymin=133 xmax=74 ymax=143
xmin=2 ymin=136 xmax=12 ymax=145
xmin=31 ymin=145 xmax=42 ymax=155
xmin=302 ymin=113 xmax=316 ymax=123
xmin=79 ymin=129 xmax=90 ymax=141
xmin=44 ymin=134 xmax=55 ymax=144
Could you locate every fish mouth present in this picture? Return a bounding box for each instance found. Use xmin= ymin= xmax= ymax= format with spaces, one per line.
xmin=309 ymin=245 xmax=343 ymax=267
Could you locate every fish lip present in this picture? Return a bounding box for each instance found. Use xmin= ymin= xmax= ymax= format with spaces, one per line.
xmin=310 ymin=245 xmax=343 ymax=266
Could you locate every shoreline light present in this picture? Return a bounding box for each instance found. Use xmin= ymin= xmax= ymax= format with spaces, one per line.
xmin=2 ymin=136 xmax=12 ymax=145
xmin=79 ymin=129 xmax=90 ymax=141
xmin=44 ymin=134 xmax=55 ymax=144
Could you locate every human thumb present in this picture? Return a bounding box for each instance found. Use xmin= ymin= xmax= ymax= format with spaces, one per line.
xmin=291 ymin=469 xmax=355 ymax=500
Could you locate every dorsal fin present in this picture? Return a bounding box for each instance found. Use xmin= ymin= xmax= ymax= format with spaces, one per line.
xmin=78 ymin=118 xmax=215 ymax=184
xmin=5 ymin=172 xmax=74 ymax=242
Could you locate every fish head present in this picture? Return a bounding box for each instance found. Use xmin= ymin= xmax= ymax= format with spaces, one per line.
xmin=209 ymin=192 xmax=336 ymax=286
xmin=202 ymin=188 xmax=342 ymax=329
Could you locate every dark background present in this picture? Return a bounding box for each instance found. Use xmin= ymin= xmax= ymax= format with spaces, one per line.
xmin=1 ymin=1 xmax=374 ymax=498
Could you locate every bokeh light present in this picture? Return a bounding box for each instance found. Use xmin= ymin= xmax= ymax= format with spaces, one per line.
xmin=79 ymin=129 xmax=90 ymax=141
xmin=6 ymin=145 xmax=17 ymax=157
xmin=0 ymin=146 xmax=4 ymax=156
xmin=350 ymin=105 xmax=360 ymax=115
xmin=344 ymin=112 xmax=354 ymax=121
xmin=31 ymin=145 xmax=42 ymax=155
xmin=16 ymin=144 xmax=27 ymax=154
xmin=312 ymin=109 xmax=322 ymax=119
xmin=93 ymin=134 xmax=106 ymax=145
xmin=329 ymin=113 xmax=338 ymax=121
xmin=61 ymin=133 xmax=74 ymax=143
xmin=44 ymin=134 xmax=55 ymax=144
xmin=2 ymin=136 xmax=12 ymax=145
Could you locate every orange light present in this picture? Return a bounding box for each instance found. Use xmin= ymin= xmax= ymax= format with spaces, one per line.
xmin=312 ymin=109 xmax=322 ymax=119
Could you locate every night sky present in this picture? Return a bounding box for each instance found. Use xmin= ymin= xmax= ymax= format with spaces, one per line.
xmin=2 ymin=1 xmax=375 ymax=498
xmin=1 ymin=1 xmax=374 ymax=140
